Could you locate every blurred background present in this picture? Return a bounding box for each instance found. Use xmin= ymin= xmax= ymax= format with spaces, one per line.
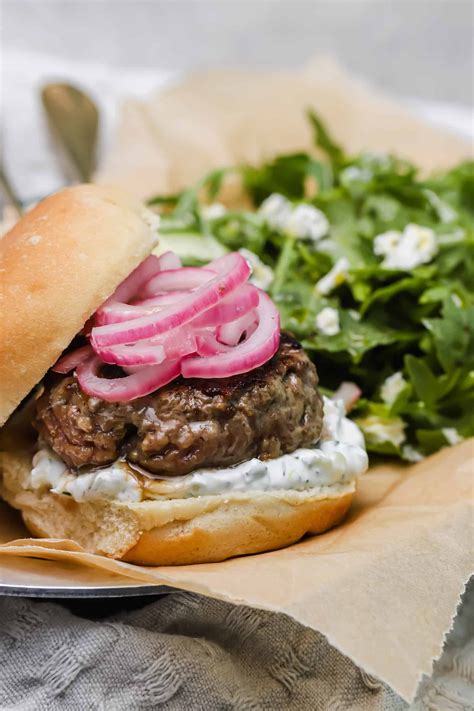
xmin=1 ymin=0 xmax=473 ymax=201
xmin=3 ymin=0 xmax=473 ymax=102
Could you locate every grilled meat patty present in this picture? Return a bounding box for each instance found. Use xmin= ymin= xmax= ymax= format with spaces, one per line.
xmin=34 ymin=334 xmax=324 ymax=477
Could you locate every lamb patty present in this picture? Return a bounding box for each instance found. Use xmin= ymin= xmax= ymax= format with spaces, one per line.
xmin=34 ymin=334 xmax=324 ymax=477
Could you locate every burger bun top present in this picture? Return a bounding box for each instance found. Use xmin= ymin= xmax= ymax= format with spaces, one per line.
xmin=0 ymin=184 xmax=159 ymax=426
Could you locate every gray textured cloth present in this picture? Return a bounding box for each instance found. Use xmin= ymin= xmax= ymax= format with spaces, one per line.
xmin=2 ymin=586 xmax=474 ymax=710
xmin=0 ymin=591 xmax=406 ymax=710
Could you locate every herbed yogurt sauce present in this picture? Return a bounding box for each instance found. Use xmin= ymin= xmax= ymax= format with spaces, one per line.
xmin=30 ymin=397 xmax=368 ymax=503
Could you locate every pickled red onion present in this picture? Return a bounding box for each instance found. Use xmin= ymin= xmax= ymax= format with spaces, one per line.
xmin=96 ymin=284 xmax=258 ymax=329
xmin=106 ymin=254 xmax=161 ymax=304
xmin=191 ymin=285 xmax=259 ymax=327
xmin=76 ymin=356 xmax=180 ymax=402
xmin=140 ymin=267 xmax=216 ymax=298
xmin=96 ymin=291 xmax=192 ymax=326
xmin=195 ymin=332 xmax=232 ymax=357
xmin=95 ymin=252 xmax=181 ymax=325
xmin=52 ymin=345 xmax=93 ymax=374
xmin=217 ymin=309 xmax=258 ymax=346
xmin=94 ymin=329 xmax=197 ymax=366
xmin=93 ymin=343 xmax=166 ymax=366
xmin=57 ymin=251 xmax=281 ymax=401
xmin=181 ymin=291 xmax=279 ymax=379
xmin=136 ymin=291 xmax=188 ymax=306
xmin=156 ymin=251 xmax=182 ymax=271
xmin=91 ymin=252 xmax=250 ymax=347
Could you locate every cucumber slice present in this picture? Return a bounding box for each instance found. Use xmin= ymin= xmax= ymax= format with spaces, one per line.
xmin=153 ymin=231 xmax=227 ymax=263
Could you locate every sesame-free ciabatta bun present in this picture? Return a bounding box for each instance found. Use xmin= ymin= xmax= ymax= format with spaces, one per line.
xmin=0 ymin=184 xmax=158 ymax=426
xmin=0 ymin=443 xmax=354 ymax=565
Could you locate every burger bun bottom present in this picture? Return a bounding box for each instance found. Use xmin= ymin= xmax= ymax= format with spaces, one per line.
xmin=0 ymin=446 xmax=354 ymax=566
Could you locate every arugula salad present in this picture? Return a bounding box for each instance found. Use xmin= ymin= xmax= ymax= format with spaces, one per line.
xmin=148 ymin=112 xmax=474 ymax=461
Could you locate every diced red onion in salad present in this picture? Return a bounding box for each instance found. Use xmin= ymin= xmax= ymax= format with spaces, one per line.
xmin=56 ymin=250 xmax=280 ymax=401
xmin=332 ymin=381 xmax=362 ymax=412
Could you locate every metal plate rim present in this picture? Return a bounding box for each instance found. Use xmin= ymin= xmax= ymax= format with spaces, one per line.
xmin=0 ymin=583 xmax=174 ymax=599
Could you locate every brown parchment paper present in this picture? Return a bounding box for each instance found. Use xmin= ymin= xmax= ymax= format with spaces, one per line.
xmin=1 ymin=59 xmax=473 ymax=702
xmin=96 ymin=57 xmax=472 ymax=199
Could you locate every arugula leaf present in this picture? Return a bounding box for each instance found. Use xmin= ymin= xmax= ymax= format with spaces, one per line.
xmin=423 ymin=299 xmax=474 ymax=373
xmin=362 ymin=194 xmax=401 ymax=223
xmin=306 ymin=159 xmax=334 ymax=191
xmin=147 ymin=192 xmax=181 ymax=207
xmin=170 ymin=167 xmax=231 ymax=220
xmin=415 ymin=429 xmax=452 ymax=456
xmin=405 ymin=355 xmax=440 ymax=408
xmin=243 ymin=153 xmax=311 ymax=203
xmin=419 ymin=282 xmax=471 ymax=306
xmin=307 ymin=109 xmax=345 ymax=166
xmin=360 ymin=274 xmax=432 ymax=316
xmin=147 ymin=112 xmax=474 ymax=462
xmin=303 ymin=311 xmax=416 ymax=363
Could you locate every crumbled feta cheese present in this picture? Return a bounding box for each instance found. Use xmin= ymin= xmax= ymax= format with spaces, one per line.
xmin=356 ymin=415 xmax=406 ymax=448
xmin=202 ymin=202 xmax=227 ymax=220
xmin=315 ymin=307 xmax=340 ymax=336
xmin=258 ymin=193 xmax=292 ymax=231
xmin=451 ymin=294 xmax=462 ymax=307
xmin=315 ymin=257 xmax=350 ymax=295
xmin=374 ymin=230 xmax=402 ymax=256
xmin=380 ymin=371 xmax=407 ymax=406
xmin=442 ymin=428 xmax=463 ymax=446
xmin=374 ymin=223 xmax=438 ymax=270
xmin=259 ymin=194 xmax=329 ymax=242
xmin=349 ymin=309 xmax=361 ymax=321
xmin=401 ymin=223 xmax=438 ymax=265
xmin=239 ymin=248 xmax=274 ymax=291
xmin=402 ymin=445 xmax=424 ymax=463
xmin=340 ymin=165 xmax=372 ymax=186
xmin=285 ymin=204 xmax=329 ymax=242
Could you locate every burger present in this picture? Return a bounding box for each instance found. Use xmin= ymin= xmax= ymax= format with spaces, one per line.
xmin=0 ymin=184 xmax=368 ymax=565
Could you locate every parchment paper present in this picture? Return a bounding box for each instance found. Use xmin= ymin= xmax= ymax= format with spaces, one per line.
xmin=1 ymin=59 xmax=473 ymax=702
xmin=96 ymin=57 xmax=472 ymax=199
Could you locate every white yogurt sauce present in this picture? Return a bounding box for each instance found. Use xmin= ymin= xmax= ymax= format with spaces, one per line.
xmin=31 ymin=452 xmax=142 ymax=503
xmin=30 ymin=397 xmax=368 ymax=503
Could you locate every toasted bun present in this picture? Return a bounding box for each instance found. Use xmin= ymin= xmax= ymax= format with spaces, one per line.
xmin=0 ymin=184 xmax=158 ymax=426
xmin=0 ymin=446 xmax=353 ymax=565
